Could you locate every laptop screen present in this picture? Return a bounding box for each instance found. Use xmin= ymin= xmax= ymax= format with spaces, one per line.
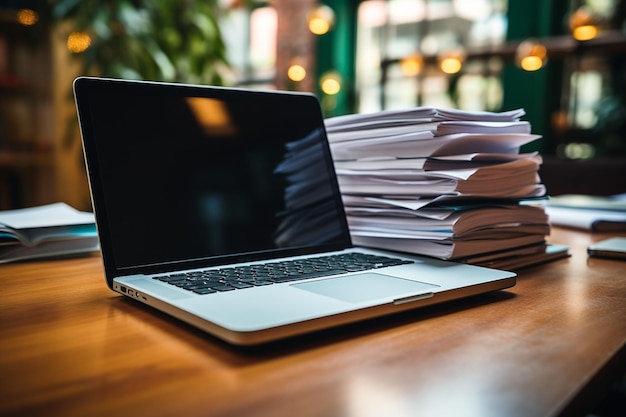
xmin=75 ymin=78 xmax=351 ymax=275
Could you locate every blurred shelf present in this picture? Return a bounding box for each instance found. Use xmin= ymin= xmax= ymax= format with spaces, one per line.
xmin=0 ymin=150 xmax=54 ymax=168
xmin=382 ymin=30 xmax=626 ymax=66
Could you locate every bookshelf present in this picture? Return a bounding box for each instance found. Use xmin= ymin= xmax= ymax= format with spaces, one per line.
xmin=0 ymin=6 xmax=89 ymax=210
xmin=0 ymin=7 xmax=51 ymax=209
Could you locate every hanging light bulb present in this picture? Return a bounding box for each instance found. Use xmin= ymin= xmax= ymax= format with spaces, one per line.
xmin=320 ymin=71 xmax=342 ymax=95
xmin=16 ymin=9 xmax=38 ymax=26
xmin=400 ymin=53 xmax=424 ymax=77
xmin=67 ymin=32 xmax=92 ymax=53
xmin=438 ymin=49 xmax=464 ymax=74
xmin=287 ymin=63 xmax=307 ymax=82
xmin=569 ymin=8 xmax=599 ymax=41
xmin=515 ymin=40 xmax=548 ymax=71
xmin=308 ymin=5 xmax=335 ymax=35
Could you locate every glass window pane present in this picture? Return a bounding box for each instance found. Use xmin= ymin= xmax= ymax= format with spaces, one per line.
xmin=219 ymin=5 xmax=277 ymax=87
xmin=250 ymin=7 xmax=277 ymax=77
xmin=356 ymin=0 xmax=508 ymax=112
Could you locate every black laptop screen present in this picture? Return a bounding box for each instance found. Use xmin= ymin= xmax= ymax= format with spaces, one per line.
xmin=75 ymin=79 xmax=351 ymax=273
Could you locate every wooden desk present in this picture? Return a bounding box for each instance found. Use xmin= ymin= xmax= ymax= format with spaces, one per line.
xmin=1 ymin=228 xmax=624 ymax=417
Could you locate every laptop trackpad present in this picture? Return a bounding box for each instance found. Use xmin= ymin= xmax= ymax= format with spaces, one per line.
xmin=292 ymin=273 xmax=438 ymax=303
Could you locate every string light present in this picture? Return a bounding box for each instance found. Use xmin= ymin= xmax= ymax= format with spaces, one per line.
xmin=308 ymin=5 xmax=335 ymax=35
xmin=515 ymin=40 xmax=548 ymax=71
xmin=67 ymin=32 xmax=92 ymax=53
xmin=17 ymin=9 xmax=38 ymax=26
xmin=400 ymin=54 xmax=424 ymax=76
xmin=569 ymin=8 xmax=599 ymax=41
xmin=438 ymin=50 xmax=464 ymax=74
xmin=320 ymin=71 xmax=341 ymax=95
xmin=287 ymin=64 xmax=306 ymax=82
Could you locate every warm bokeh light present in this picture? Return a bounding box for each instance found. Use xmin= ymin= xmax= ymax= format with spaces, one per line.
xmin=516 ymin=40 xmax=548 ymax=71
xmin=400 ymin=54 xmax=424 ymax=76
xmin=573 ymin=25 xmax=598 ymax=41
xmin=520 ymin=56 xmax=543 ymax=71
xmin=437 ymin=49 xmax=464 ymax=74
xmin=308 ymin=5 xmax=335 ymax=35
xmin=287 ymin=64 xmax=306 ymax=82
xmin=67 ymin=32 xmax=92 ymax=53
xmin=320 ymin=72 xmax=341 ymax=95
xmin=438 ymin=55 xmax=462 ymax=74
xmin=551 ymin=110 xmax=570 ymax=133
xmin=440 ymin=57 xmax=462 ymax=74
xmin=321 ymin=78 xmax=341 ymax=95
xmin=569 ymin=8 xmax=599 ymax=41
xmin=17 ymin=9 xmax=38 ymax=26
xmin=309 ymin=18 xmax=330 ymax=35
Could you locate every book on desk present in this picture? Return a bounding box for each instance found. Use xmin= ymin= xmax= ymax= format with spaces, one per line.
xmin=0 ymin=203 xmax=99 ymax=264
xmin=545 ymin=194 xmax=626 ymax=232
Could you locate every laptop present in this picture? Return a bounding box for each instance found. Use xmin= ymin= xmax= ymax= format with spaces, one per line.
xmin=73 ymin=77 xmax=516 ymax=345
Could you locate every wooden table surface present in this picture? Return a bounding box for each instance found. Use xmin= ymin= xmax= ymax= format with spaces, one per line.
xmin=1 ymin=227 xmax=625 ymax=417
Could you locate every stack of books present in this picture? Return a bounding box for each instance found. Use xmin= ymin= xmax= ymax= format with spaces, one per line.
xmin=0 ymin=203 xmax=99 ymax=264
xmin=325 ymin=107 xmax=568 ymax=269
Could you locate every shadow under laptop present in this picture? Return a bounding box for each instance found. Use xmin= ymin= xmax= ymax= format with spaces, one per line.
xmin=108 ymin=289 xmax=517 ymax=362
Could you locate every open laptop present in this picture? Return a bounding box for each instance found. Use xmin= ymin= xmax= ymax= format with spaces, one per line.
xmin=73 ymin=77 xmax=516 ymax=345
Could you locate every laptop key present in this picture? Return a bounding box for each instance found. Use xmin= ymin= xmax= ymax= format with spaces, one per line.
xmin=250 ymin=280 xmax=273 ymax=286
xmin=228 ymin=282 xmax=254 ymax=289
xmin=210 ymin=285 xmax=237 ymax=292
xmin=270 ymin=269 xmax=346 ymax=282
xmin=343 ymin=264 xmax=369 ymax=272
xmin=156 ymin=275 xmax=187 ymax=283
xmin=192 ymin=288 xmax=218 ymax=295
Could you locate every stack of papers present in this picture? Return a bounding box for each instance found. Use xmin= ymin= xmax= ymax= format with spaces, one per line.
xmin=0 ymin=203 xmax=99 ymax=263
xmin=326 ymin=107 xmax=562 ymax=266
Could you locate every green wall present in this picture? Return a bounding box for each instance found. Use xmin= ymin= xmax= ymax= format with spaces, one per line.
xmin=315 ymin=0 xmax=359 ymax=117
xmin=502 ymin=0 xmax=568 ymax=153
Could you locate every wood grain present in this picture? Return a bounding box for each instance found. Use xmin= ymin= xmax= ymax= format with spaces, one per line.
xmin=1 ymin=228 xmax=624 ymax=417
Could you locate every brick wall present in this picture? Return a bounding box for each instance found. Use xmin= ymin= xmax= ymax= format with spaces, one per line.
xmin=275 ymin=0 xmax=318 ymax=92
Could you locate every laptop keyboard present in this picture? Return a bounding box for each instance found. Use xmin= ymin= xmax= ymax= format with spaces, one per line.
xmin=153 ymin=252 xmax=413 ymax=295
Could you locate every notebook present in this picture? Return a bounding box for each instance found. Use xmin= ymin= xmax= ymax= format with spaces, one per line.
xmin=73 ymin=77 xmax=516 ymax=345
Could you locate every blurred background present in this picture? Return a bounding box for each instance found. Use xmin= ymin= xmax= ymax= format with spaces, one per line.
xmin=1 ymin=0 xmax=625 ymax=212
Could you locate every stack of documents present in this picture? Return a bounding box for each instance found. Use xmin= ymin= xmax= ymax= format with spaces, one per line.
xmin=325 ymin=107 xmax=560 ymax=266
xmin=0 ymin=203 xmax=99 ymax=263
